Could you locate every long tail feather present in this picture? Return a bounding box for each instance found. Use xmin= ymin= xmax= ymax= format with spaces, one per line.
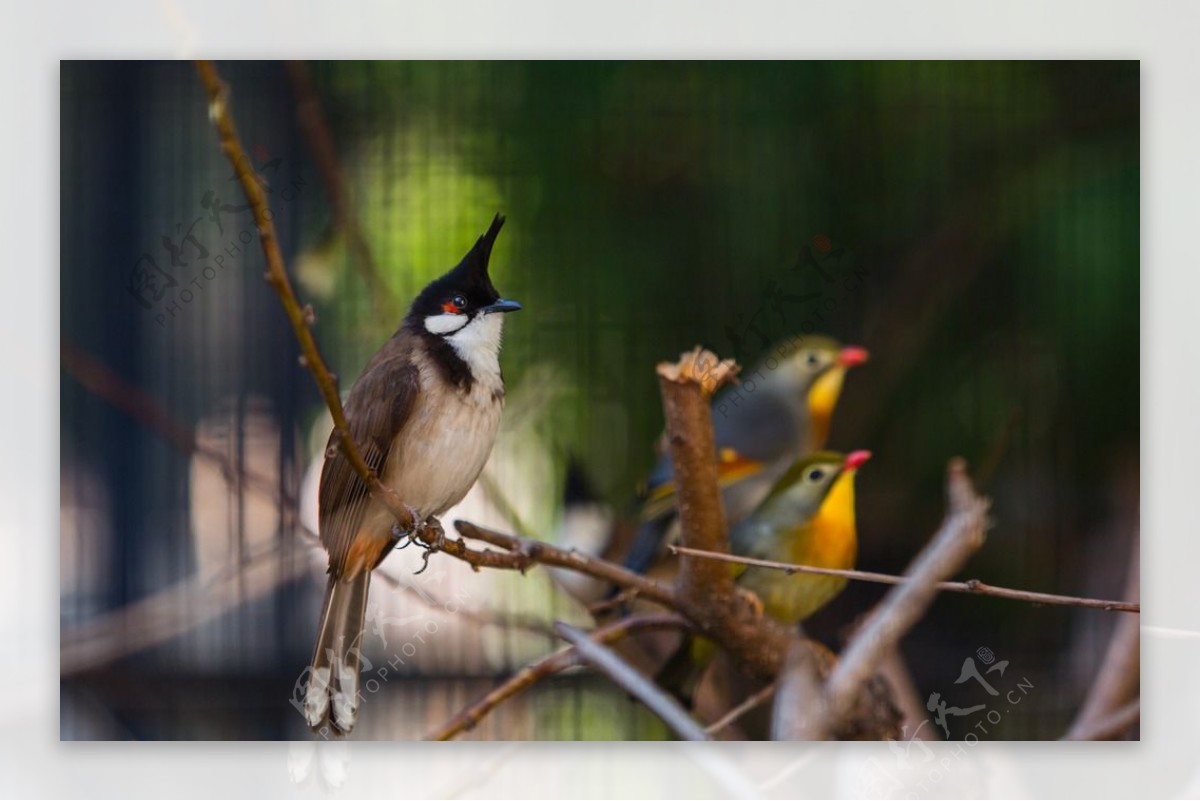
xmin=304 ymin=572 xmax=370 ymax=735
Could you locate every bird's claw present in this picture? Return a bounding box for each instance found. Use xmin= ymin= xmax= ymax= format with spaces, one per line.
xmin=413 ymin=517 xmax=446 ymax=575
xmin=391 ymin=505 xmax=426 ymax=549
xmin=737 ymin=587 xmax=765 ymax=621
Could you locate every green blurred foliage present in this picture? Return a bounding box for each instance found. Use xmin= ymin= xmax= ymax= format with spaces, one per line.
xmin=293 ymin=61 xmax=1135 ymax=739
xmin=301 ymin=60 xmax=1135 ymax=495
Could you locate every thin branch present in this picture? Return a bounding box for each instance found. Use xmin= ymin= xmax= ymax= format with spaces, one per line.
xmin=193 ymin=68 xmax=934 ymax=743
xmin=652 ymin=348 xmax=902 ymax=740
xmin=1064 ymin=534 xmax=1140 ymax=740
xmin=1063 ymin=699 xmax=1140 ymax=741
xmin=285 ymin=60 xmax=396 ymax=315
xmin=61 ymin=536 xmax=309 ymax=677
xmin=815 ymin=458 xmax=990 ymax=737
xmin=195 ymin=60 xmax=417 ymax=536
xmin=453 ymin=521 xmax=677 ymax=610
xmin=61 ymin=341 xmax=555 ymax=664
xmin=587 ymin=588 xmax=640 ymax=617
xmin=667 ymin=545 xmax=1138 ymax=613
xmin=62 ymin=341 xmax=198 ymax=458
xmin=426 ymin=613 xmax=688 ymax=741
xmin=62 ymin=340 xmax=300 ymax=519
xmin=705 ymin=682 xmax=776 ymax=736
xmin=555 ymin=621 xmax=711 ymax=742
xmin=198 ymin=61 xmax=679 ymax=589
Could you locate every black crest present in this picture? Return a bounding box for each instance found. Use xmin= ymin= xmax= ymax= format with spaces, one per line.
xmin=405 ymin=214 xmax=506 ymax=323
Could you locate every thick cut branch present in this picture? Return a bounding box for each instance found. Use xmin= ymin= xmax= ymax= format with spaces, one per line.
xmin=427 ymin=613 xmax=688 ymax=741
xmin=192 ymin=68 xmax=929 ymax=743
xmin=653 ymin=349 xmax=900 ymax=740
xmin=656 ymin=349 xmax=795 ymax=678
xmin=657 ymin=348 xmax=740 ymax=600
xmin=556 ymin=622 xmax=711 ymax=742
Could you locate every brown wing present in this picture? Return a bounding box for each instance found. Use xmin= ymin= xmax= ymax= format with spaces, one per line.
xmin=318 ymin=352 xmax=420 ymax=576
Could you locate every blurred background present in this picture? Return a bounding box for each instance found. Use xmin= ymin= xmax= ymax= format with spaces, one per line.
xmin=60 ymin=60 xmax=1138 ymax=740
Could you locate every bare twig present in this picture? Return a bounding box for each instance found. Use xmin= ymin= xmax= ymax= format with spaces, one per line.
xmin=61 ymin=340 xmax=555 ymax=666
xmin=286 ymin=60 xmax=396 ymax=314
xmin=61 ymin=340 xmax=301 ymax=519
xmin=556 ymin=621 xmax=711 ymax=742
xmin=427 ymin=613 xmax=688 ymax=740
xmin=653 ymin=348 xmax=901 ymax=740
xmin=666 ymin=545 xmax=1138 ymax=613
xmin=705 ymin=682 xmax=776 ymax=736
xmin=587 ymin=588 xmax=640 ymax=617
xmin=195 ymin=60 xmax=417 ymax=536
xmin=815 ymin=458 xmax=990 ymax=737
xmin=453 ymin=521 xmax=676 ymax=609
xmin=1064 ymin=535 xmax=1140 ymax=740
xmin=198 ymin=62 xmax=695 ymax=590
xmin=197 ymin=60 xmax=583 ymax=580
xmin=194 ymin=68 xmax=912 ymax=742
xmin=1063 ymin=699 xmax=1140 ymax=741
xmin=61 ymin=536 xmax=309 ymax=677
xmin=62 ymin=341 xmax=199 ymax=459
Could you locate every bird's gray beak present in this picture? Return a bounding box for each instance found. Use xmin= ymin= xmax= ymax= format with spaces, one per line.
xmin=482 ymin=298 xmax=523 ymax=314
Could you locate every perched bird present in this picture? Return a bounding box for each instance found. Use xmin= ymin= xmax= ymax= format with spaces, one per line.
xmin=730 ymin=449 xmax=871 ymax=624
xmin=659 ymin=449 xmax=871 ymax=703
xmin=624 ymin=336 xmax=869 ymax=576
xmin=304 ymin=215 xmax=522 ymax=735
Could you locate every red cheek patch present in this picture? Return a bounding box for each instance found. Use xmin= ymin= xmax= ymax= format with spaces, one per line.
xmin=441 ymin=302 xmax=462 ymax=314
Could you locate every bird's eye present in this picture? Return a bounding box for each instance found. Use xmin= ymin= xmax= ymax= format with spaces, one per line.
xmin=805 ymin=352 xmax=820 ymax=368
xmin=452 ymin=295 xmax=467 ymax=309
xmin=807 ymin=468 xmax=825 ymax=482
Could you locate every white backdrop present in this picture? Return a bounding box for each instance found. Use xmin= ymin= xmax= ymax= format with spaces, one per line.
xmin=5 ymin=1 xmax=1197 ymax=797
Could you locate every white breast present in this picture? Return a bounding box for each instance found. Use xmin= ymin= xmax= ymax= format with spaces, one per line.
xmin=380 ymin=351 xmax=504 ymax=522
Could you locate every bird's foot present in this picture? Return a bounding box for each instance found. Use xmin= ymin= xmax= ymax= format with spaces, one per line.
xmin=736 ymin=587 xmax=765 ymax=622
xmin=413 ymin=517 xmax=447 ymax=575
xmin=391 ymin=505 xmax=426 ymax=549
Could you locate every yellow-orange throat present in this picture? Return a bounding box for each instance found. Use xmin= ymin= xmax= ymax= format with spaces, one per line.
xmin=797 ymin=466 xmax=859 ymax=571
xmin=807 ymin=366 xmax=847 ymax=450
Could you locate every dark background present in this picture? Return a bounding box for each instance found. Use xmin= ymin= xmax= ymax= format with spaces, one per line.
xmin=60 ymin=61 xmax=1139 ymax=740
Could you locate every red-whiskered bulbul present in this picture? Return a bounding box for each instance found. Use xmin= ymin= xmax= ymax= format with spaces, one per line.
xmin=304 ymin=214 xmax=521 ymax=734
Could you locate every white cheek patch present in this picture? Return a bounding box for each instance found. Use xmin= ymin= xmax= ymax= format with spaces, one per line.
xmin=424 ymin=312 xmax=470 ymax=335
